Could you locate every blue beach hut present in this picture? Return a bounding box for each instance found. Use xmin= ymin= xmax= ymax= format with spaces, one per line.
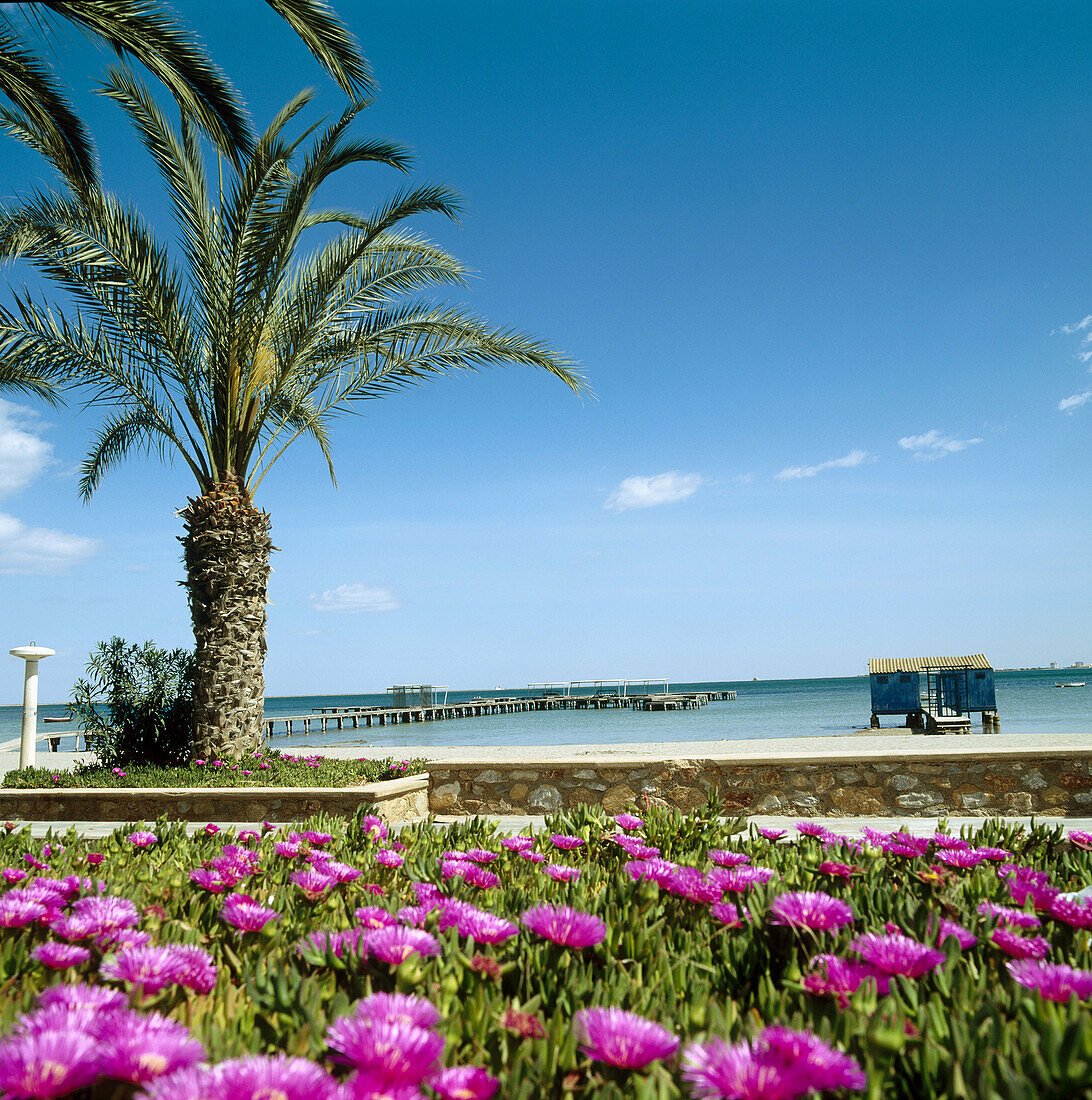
xmin=868 ymin=655 xmax=997 ymax=732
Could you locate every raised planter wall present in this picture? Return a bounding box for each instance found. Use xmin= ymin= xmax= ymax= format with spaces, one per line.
xmin=427 ymin=752 xmax=1092 ymax=817
xmin=0 ymin=774 xmax=429 ymax=824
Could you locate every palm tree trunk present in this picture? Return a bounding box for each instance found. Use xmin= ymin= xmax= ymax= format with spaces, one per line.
xmin=180 ymin=475 xmax=272 ymax=759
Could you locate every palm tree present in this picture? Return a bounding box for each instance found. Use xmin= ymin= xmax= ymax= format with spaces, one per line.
xmin=0 ymin=0 xmax=371 ymax=194
xmin=0 ymin=73 xmax=585 ymax=759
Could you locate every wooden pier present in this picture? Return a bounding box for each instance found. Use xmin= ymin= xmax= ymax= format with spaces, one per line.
xmin=262 ymin=690 xmax=737 ymax=739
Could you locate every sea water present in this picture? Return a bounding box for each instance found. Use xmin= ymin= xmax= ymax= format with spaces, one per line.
xmin=3 ymin=668 xmax=1088 ymax=754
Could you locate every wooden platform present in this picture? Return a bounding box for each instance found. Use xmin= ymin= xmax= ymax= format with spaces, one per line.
xmin=263 ymin=690 xmax=737 ymax=739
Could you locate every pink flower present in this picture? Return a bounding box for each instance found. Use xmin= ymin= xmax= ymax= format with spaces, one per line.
xmin=711 ymin=866 xmax=776 ymax=893
xmin=756 ymin=828 xmax=786 ymax=841
xmin=50 ymin=895 xmax=139 ymax=940
xmin=1068 ymin=830 xmax=1092 ymax=851
xmin=325 ymin=1017 xmax=444 ymax=1083
xmin=769 ymin=891 xmax=855 ymax=932
xmin=0 ymin=894 xmax=48 ymax=928
xmin=500 ymin=836 xmax=534 ymax=852
xmin=463 ymin=849 xmax=499 ymax=864
xmin=1049 ymin=895 xmax=1092 ymax=930
xmin=85 ymin=854 xmax=104 ymax=867
xmin=520 ymin=903 xmax=606 ymax=948
xmin=97 ymin=1011 xmax=204 ymax=1084
xmin=709 ymin=850 xmax=752 ymax=868
xmin=221 ymin=895 xmax=280 ymax=933
xmin=613 ymin=835 xmax=660 ymax=858
xmin=301 ymin=830 xmax=333 ymax=846
xmin=614 ymin=813 xmax=644 ymax=831
xmin=366 ymin=926 xmax=441 ymax=965
xmin=128 ymin=831 xmax=157 ymax=848
xmin=573 ymin=1007 xmax=679 ymax=1069
xmin=544 ymin=863 xmax=581 ymax=883
xmin=711 ymin=901 xmax=744 ymax=928
xmin=990 ymin=929 xmax=1050 ymax=959
xmin=2 ymin=868 xmax=27 ymax=884
xmin=430 ymin=1066 xmax=499 ymax=1100
xmin=682 ymin=1026 xmax=866 ymax=1100
xmin=353 ymin=992 xmax=441 ymax=1030
xmin=977 ymin=902 xmax=1041 ymax=929
xmin=204 ymin=824 xmax=220 ymax=836
xmin=804 ymin=954 xmax=891 ymax=1001
xmin=375 ymin=849 xmax=404 ymax=869
xmin=851 ymin=932 xmax=946 ymax=977
xmin=796 ymin=821 xmax=832 ymax=839
xmin=624 ymin=857 xmax=678 ymax=887
xmin=549 ymin=834 xmax=586 ymax=850
xmin=356 ymin=906 xmax=399 ymax=929
xmin=935 ymin=919 xmax=977 ymax=949
xmin=1007 ymin=959 xmax=1092 ymax=1002
xmin=290 ymin=868 xmax=335 ymax=901
xmin=935 ymin=849 xmax=986 ymax=869
xmin=100 ymin=944 xmax=216 ymax=994
xmin=0 ymin=1030 xmax=101 ymax=1099
xmin=520 ymin=851 xmax=546 ymax=863
xmin=30 ymin=942 xmax=91 ymax=969
xmin=818 ymin=861 xmax=860 ymax=879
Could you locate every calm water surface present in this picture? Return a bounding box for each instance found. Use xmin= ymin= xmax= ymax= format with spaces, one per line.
xmin=5 ymin=668 xmax=1087 ymax=753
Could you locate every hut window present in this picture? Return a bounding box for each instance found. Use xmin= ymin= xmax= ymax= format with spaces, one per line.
xmin=975 ymin=672 xmax=986 ymax=679
xmin=899 ymin=674 xmax=912 ymax=683
xmin=876 ymin=675 xmax=889 ymax=684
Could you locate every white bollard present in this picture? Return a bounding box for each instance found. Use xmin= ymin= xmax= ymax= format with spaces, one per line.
xmin=9 ymin=644 xmax=55 ymax=770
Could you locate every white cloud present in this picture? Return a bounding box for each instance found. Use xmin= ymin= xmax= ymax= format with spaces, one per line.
xmin=897 ymin=429 xmax=983 ymax=460
xmin=0 ymin=399 xmax=52 ymax=499
xmin=1059 ymin=390 xmax=1092 ymax=413
xmin=732 ymin=473 xmax=756 ymax=485
xmin=0 ymin=512 xmax=100 ymax=575
xmin=0 ymin=401 xmax=99 ymax=574
xmin=775 ymin=449 xmax=869 ymax=481
xmin=1056 ymin=315 xmax=1092 ymax=336
xmin=310 ymin=583 xmax=401 ymax=614
xmin=604 ymin=471 xmax=704 ymax=512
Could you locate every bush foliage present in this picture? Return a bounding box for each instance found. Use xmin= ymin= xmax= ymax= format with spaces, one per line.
xmin=0 ymin=804 xmax=1091 ymax=1099
xmin=1 ymin=750 xmax=425 ymax=789
xmin=68 ymin=638 xmax=194 ymax=768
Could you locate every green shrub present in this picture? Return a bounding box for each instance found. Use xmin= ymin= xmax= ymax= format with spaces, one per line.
xmin=68 ymin=637 xmax=194 ymax=768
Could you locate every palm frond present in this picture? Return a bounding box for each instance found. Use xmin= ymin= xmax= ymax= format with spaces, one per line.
xmin=263 ymin=0 xmax=373 ymax=99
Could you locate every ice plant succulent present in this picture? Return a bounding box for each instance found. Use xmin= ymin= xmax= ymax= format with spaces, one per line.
xmin=520 ymin=903 xmax=607 ymax=948
xmin=769 ymin=891 xmax=855 ymax=932
xmin=851 ymin=932 xmax=946 ymax=977
xmin=572 ymin=1007 xmax=680 ymax=1069
xmin=1006 ymin=959 xmax=1092 ymax=1002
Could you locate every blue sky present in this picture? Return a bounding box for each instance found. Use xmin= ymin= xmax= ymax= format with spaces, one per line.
xmin=2 ymin=0 xmax=1090 ymax=702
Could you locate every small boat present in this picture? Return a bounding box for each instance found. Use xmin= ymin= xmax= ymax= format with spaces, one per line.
xmin=1055 ymin=681 xmax=1087 ymax=688
xmin=43 ymin=716 xmax=71 ymax=723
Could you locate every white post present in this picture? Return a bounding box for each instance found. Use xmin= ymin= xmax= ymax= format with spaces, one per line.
xmin=10 ymin=644 xmax=55 ymax=770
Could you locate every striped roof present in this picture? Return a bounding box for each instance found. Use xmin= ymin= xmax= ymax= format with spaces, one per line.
xmin=868 ymin=654 xmax=991 ymax=674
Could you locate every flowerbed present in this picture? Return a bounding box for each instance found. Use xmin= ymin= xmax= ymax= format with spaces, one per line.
xmin=2 ymin=751 xmax=427 ymax=789
xmin=0 ymin=805 xmax=1091 ymax=1100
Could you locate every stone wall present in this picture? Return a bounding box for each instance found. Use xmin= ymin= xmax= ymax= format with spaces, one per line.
xmin=0 ymin=775 xmax=429 ymax=824
xmin=427 ymin=754 xmax=1092 ymax=817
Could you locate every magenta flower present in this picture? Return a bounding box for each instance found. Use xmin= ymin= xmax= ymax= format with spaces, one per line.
xmin=97 ymin=1012 xmax=204 ymax=1084
xmin=500 ymin=836 xmax=535 ymax=852
xmin=804 ymin=954 xmax=891 ymax=1001
xmin=572 ymin=1007 xmax=679 ymax=1069
xmin=711 ymin=901 xmax=744 ymax=928
xmin=312 ymin=859 xmax=362 ymax=884
xmin=665 ymin=867 xmax=722 ymax=905
xmin=709 ymin=850 xmax=752 ymax=868
xmin=50 ymin=895 xmax=140 ymax=940
xmin=101 ymin=944 xmax=216 ymax=994
xmin=544 ymin=863 xmax=582 ymax=883
xmin=375 ymin=849 xmax=404 ymax=869
xmin=973 ymin=846 xmax=1012 ymax=862
xmin=1049 ymin=895 xmax=1092 ymax=930
xmin=520 ymin=903 xmax=606 ymax=949
xmin=189 ymin=869 xmax=229 ymax=893
xmin=520 ymin=851 xmax=546 ymax=863
xmin=711 ymin=866 xmax=776 ymax=893
xmin=301 ymin=830 xmax=333 ymax=846
xmin=935 ymin=919 xmax=977 ymax=949
xmin=204 ymin=823 xmax=220 ymax=836
xmin=360 ymin=814 xmax=390 ymax=841
xmin=549 ymin=834 xmax=586 ymax=851
xmin=625 ymin=857 xmax=678 ymax=886
xmin=0 ymin=894 xmax=48 ymax=928
xmin=0 ymin=1030 xmax=101 ymax=1099
xmin=430 ymin=1066 xmax=499 ymax=1100
xmin=2 ymin=868 xmax=27 ymax=884
xmin=935 ymin=849 xmax=986 ymax=869
xmin=613 ymin=835 xmax=660 ymax=858
xmin=275 ymin=841 xmax=303 ymax=859
xmin=37 ymin=982 xmax=127 ymax=1014
xmin=682 ymin=1026 xmax=866 ymax=1100
xmin=757 ymin=827 xmax=787 ymax=841
xmin=290 ymin=868 xmax=335 ymax=900
xmin=128 ymin=831 xmax=158 ymax=848
xmin=796 ymin=821 xmax=832 ymax=839
xmin=851 ymin=932 xmax=946 ymax=977
xmin=1007 ymin=959 xmax=1092 ymax=1002
xmin=931 ymin=832 xmax=971 ymax=851
xmin=354 ymin=992 xmax=441 ymax=1030
xmin=367 ymin=926 xmax=441 ymax=965
xmin=30 ymin=942 xmax=91 ymax=969
xmin=977 ymin=902 xmax=1041 ymax=929
xmin=326 ymin=1017 xmax=444 ymax=1083
xmin=990 ymin=929 xmax=1051 ymax=959
xmin=213 ymin=1055 xmax=340 ymax=1100
xmin=463 ymin=848 xmax=499 ymax=864
xmin=614 ymin=813 xmax=644 ymax=831
xmin=769 ymin=891 xmax=855 ymax=932
xmin=355 ymin=906 xmax=399 ymax=929
xmin=221 ymin=895 xmax=280 ymax=933
xmin=1005 ymin=866 xmax=1059 ymax=911
xmin=1068 ymin=829 xmax=1092 ymax=851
